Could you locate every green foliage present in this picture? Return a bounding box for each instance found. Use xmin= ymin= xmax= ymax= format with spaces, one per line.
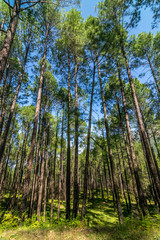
xmin=1 ymin=213 xmax=20 ymax=229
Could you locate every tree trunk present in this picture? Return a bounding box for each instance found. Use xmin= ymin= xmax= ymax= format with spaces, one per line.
xmin=117 ymin=60 xmax=148 ymax=216
xmin=97 ymin=54 xmax=123 ymax=224
xmin=37 ymin=102 xmax=48 ymax=221
xmin=57 ymin=110 xmax=64 ymax=220
xmin=66 ymin=52 xmax=71 ymax=220
xmin=29 ymin=109 xmax=42 ymax=217
xmin=0 ymin=1 xmax=20 ymax=82
xmin=81 ymin=56 xmax=96 ymax=220
xmin=43 ymin=122 xmax=50 ymax=222
xmin=120 ymin=41 xmax=160 ymax=202
xmin=21 ymin=23 xmax=49 ymax=216
xmin=73 ymin=49 xmax=79 ymax=219
xmin=151 ymin=128 xmax=160 ymax=159
xmin=0 ymin=32 xmax=32 ymax=163
xmin=146 ymin=51 xmax=160 ymax=93
xmin=51 ymin=102 xmax=59 ymax=223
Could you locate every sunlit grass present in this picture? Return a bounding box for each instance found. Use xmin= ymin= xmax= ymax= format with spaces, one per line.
xmin=1 ymin=193 xmax=160 ymax=239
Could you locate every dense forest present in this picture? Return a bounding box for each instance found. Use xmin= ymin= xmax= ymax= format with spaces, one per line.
xmin=0 ymin=0 xmax=160 ymax=239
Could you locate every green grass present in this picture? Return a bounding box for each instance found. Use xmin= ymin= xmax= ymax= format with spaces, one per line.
xmin=0 ymin=194 xmax=160 ymax=239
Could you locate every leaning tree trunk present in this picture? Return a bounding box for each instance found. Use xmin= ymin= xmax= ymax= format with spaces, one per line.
xmin=81 ymin=56 xmax=96 ymax=220
xmin=151 ymin=128 xmax=160 ymax=159
xmin=0 ymin=1 xmax=20 ymax=82
xmin=0 ymin=32 xmax=32 ymax=163
xmin=116 ymin=60 xmax=148 ymax=216
xmin=97 ymin=53 xmax=123 ymax=224
xmin=140 ymin=106 xmax=160 ymax=180
xmin=120 ymin=40 xmax=160 ymax=201
xmin=20 ymin=23 xmax=49 ymax=216
xmin=145 ymin=51 xmax=160 ymax=93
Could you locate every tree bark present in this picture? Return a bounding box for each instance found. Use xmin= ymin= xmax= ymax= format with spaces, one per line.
xmin=117 ymin=60 xmax=148 ymax=216
xmin=97 ymin=53 xmax=123 ymax=224
xmin=21 ymin=23 xmax=49 ymax=216
xmin=51 ymin=102 xmax=59 ymax=223
xmin=146 ymin=51 xmax=160 ymax=93
xmin=0 ymin=1 xmax=20 ymax=82
xmin=57 ymin=109 xmax=64 ymax=220
xmin=0 ymin=32 xmax=32 ymax=163
xmin=66 ymin=52 xmax=71 ymax=220
xmin=120 ymin=41 xmax=160 ymax=202
xmin=73 ymin=49 xmax=79 ymax=218
xmin=81 ymin=56 xmax=96 ymax=220
xmin=37 ymin=102 xmax=48 ymax=221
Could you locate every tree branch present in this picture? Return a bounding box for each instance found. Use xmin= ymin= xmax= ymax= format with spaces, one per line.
xmin=0 ymin=29 xmax=7 ymax=33
xmin=2 ymin=0 xmax=13 ymax=9
xmin=20 ymin=1 xmax=40 ymax=11
xmin=90 ymin=136 xmax=104 ymax=150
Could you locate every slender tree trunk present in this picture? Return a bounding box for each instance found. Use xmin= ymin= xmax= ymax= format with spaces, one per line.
xmin=0 ymin=1 xmax=20 ymax=82
xmin=51 ymin=102 xmax=59 ymax=223
xmin=73 ymin=49 xmax=79 ymax=218
xmin=66 ymin=52 xmax=71 ymax=220
xmin=21 ymin=24 xmax=49 ymax=216
xmin=103 ymin=154 xmax=109 ymax=201
xmin=140 ymin=106 xmax=160 ymax=180
xmin=0 ymin=33 xmax=31 ymax=163
xmin=0 ymin=61 xmax=10 ymax=110
xmin=43 ymin=151 xmax=48 ymax=222
xmin=43 ymin=122 xmax=50 ymax=222
xmin=37 ymin=102 xmax=48 ymax=221
xmin=81 ymin=56 xmax=96 ymax=220
xmin=0 ymin=75 xmax=12 ymax=137
xmin=120 ymin=41 xmax=160 ymax=201
xmin=115 ymin=93 xmax=138 ymax=206
xmin=97 ymin=54 xmax=123 ymax=224
xmin=29 ymin=109 xmax=41 ymax=217
xmin=146 ymin=51 xmax=160 ymax=93
xmin=117 ymin=60 xmax=148 ymax=216
xmin=119 ymin=142 xmax=132 ymax=212
xmin=116 ymin=146 xmax=124 ymax=202
xmin=0 ymin=19 xmax=4 ymax=40
xmin=151 ymin=128 xmax=160 ymax=159
xmin=57 ymin=110 xmax=64 ymax=220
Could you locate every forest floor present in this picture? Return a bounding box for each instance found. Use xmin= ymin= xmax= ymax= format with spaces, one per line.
xmin=0 ymin=195 xmax=160 ymax=240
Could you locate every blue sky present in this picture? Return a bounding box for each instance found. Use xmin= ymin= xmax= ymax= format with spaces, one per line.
xmin=79 ymin=0 xmax=158 ymax=35
xmin=78 ymin=0 xmax=159 ymax=122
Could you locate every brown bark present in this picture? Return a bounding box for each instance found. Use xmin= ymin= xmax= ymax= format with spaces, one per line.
xmin=0 ymin=74 xmax=12 ymax=137
xmin=0 ymin=1 xmax=20 ymax=82
xmin=57 ymin=110 xmax=64 ymax=220
xmin=146 ymin=51 xmax=160 ymax=93
xmin=120 ymin=41 xmax=160 ymax=202
xmin=0 ymin=33 xmax=31 ymax=163
xmin=81 ymin=56 xmax=96 ymax=220
xmin=66 ymin=52 xmax=71 ymax=220
xmin=119 ymin=142 xmax=132 ymax=212
xmin=97 ymin=54 xmax=123 ymax=224
xmin=117 ymin=61 xmax=148 ymax=216
xmin=151 ymin=128 xmax=160 ymax=159
xmin=115 ymin=93 xmax=138 ymax=206
xmin=37 ymin=103 xmax=48 ymax=221
xmin=140 ymin=107 xmax=160 ymax=180
xmin=29 ymin=112 xmax=41 ymax=217
xmin=21 ymin=24 xmax=49 ymax=216
xmin=51 ymin=102 xmax=59 ymax=223
xmin=73 ymin=49 xmax=79 ymax=218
